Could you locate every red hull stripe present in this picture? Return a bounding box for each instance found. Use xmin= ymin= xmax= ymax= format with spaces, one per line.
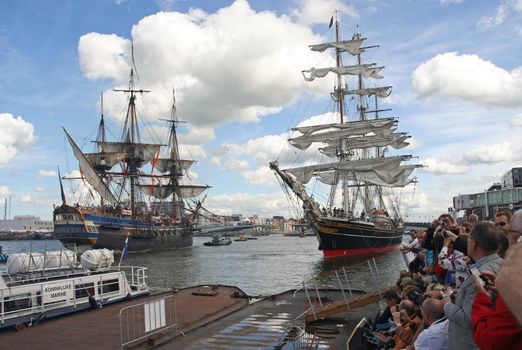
xmin=323 ymin=244 xmax=398 ymax=258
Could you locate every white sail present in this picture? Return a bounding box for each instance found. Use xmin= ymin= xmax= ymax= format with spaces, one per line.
xmin=179 ymin=185 xmax=209 ymax=198
xmin=64 ymin=129 xmax=118 ymax=204
xmin=96 ymin=141 xmax=161 ymax=166
xmin=341 ymin=86 xmax=392 ymax=98
xmin=289 ymin=121 xmax=396 ymax=150
xmin=309 ymin=38 xmax=365 ymax=55
xmin=285 ymin=156 xmax=408 ymax=184
xmin=136 ymin=184 xmax=174 ymax=199
xmin=302 ymin=64 xmax=384 ymax=82
xmin=292 ymin=118 xmax=395 ymax=136
xmin=155 ymin=159 xmax=195 ymax=173
xmin=316 ymin=166 xmax=417 ymax=187
xmin=84 ymin=152 xmax=126 ymax=169
xmin=319 ymin=133 xmax=410 ymax=156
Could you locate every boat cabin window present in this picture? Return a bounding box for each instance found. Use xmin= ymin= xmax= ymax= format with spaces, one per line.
xmin=75 ymin=282 xmax=95 ymax=299
xmin=99 ymin=279 xmax=119 ymax=294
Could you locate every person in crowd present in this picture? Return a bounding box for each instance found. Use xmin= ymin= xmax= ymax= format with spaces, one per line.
xmin=437 ymin=230 xmax=469 ymax=288
xmin=494 ymin=211 xmax=511 ymax=234
xmin=496 ymin=242 xmax=522 ymax=325
xmin=381 ymin=300 xmax=422 ymax=350
xmin=443 ymin=221 xmax=503 ymax=350
xmin=468 ymin=213 xmax=478 ymax=228
xmin=375 ymin=290 xmax=401 ymax=330
xmin=496 ymin=231 xmax=509 ymax=258
xmin=394 ymin=300 xmax=423 ymax=349
xmin=471 ymin=270 xmax=522 ymax=350
xmin=507 ymin=209 xmax=522 ymax=246
xmin=413 ymin=298 xmax=449 ymax=350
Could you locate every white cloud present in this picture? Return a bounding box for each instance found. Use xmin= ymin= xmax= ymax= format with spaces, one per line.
xmin=516 ymin=0 xmax=522 ymax=12
xmin=205 ymin=192 xmax=291 ymax=217
xmin=0 ymin=186 xmax=10 ymax=199
xmin=0 ymin=113 xmax=35 ymax=165
xmin=20 ymin=195 xmax=32 ymax=203
xmin=290 ymin=0 xmax=358 ymax=25
xmin=78 ymin=0 xmax=327 ymax=129
xmin=242 ymin=166 xmax=278 ymax=187
xmin=78 ymin=33 xmax=129 ymax=82
xmin=181 ymin=126 xmax=215 ymax=145
xmin=510 ymin=113 xmax=522 ymax=127
xmin=222 ymin=158 xmax=250 ymax=172
xmin=421 ymin=158 xmax=469 ymax=175
xmin=35 ymin=186 xmax=45 ymax=192
xmin=440 ymin=0 xmax=463 ymax=3
xmin=477 ymin=0 xmax=513 ymax=28
xmin=211 ymin=156 xmax=221 ymax=165
xmin=37 ymin=170 xmax=57 ymax=177
xmin=461 ymin=141 xmax=520 ymax=164
xmin=412 ymin=52 xmax=522 ymax=107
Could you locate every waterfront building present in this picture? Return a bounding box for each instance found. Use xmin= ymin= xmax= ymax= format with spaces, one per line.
xmin=0 ymin=215 xmax=54 ymax=232
xmin=453 ymin=167 xmax=522 ymax=219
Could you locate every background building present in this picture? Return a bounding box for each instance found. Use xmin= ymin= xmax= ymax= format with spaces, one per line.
xmin=453 ymin=167 xmax=522 ymax=219
xmin=0 ymin=215 xmax=54 ymax=232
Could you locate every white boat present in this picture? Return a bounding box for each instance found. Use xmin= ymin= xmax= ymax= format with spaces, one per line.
xmin=0 ymin=249 xmax=148 ymax=329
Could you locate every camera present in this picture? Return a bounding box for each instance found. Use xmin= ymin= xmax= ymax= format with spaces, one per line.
xmin=437 ymin=220 xmax=444 ymax=226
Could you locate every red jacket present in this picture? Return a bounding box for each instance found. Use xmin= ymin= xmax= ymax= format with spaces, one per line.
xmin=472 ymin=292 xmax=522 ymax=350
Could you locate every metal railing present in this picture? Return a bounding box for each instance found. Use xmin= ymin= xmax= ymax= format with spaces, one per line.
xmin=119 ymin=294 xmax=184 ymax=349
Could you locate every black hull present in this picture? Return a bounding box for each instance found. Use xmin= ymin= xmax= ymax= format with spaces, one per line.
xmin=315 ymin=218 xmax=403 ymax=259
xmin=95 ymin=227 xmax=193 ymax=252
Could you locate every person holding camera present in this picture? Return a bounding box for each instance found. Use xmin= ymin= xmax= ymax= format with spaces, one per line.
xmin=443 ymin=222 xmax=503 ymax=350
xmin=437 ymin=229 xmax=469 ymax=288
xmin=470 ymin=270 xmax=522 ymax=350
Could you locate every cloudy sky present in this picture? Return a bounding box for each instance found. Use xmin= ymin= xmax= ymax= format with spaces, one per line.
xmin=1 ymin=0 xmax=521 ymax=222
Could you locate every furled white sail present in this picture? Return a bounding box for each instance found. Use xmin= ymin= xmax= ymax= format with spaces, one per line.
xmin=341 ymin=86 xmax=392 ymax=98
xmin=84 ymin=152 xmax=126 ymax=170
xmin=316 ymin=168 xmax=416 ymax=187
xmin=316 ymin=165 xmax=419 ymax=187
xmin=319 ymin=133 xmax=410 ymax=156
xmin=155 ymin=159 xmax=195 ymax=173
xmin=285 ymin=156 xmax=408 ymax=184
xmin=64 ymin=129 xmax=118 ymax=204
xmin=292 ymin=118 xmax=395 ymax=136
xmin=309 ymin=38 xmax=365 ymax=55
xmin=302 ymin=64 xmax=384 ymax=82
xmin=290 ymin=122 xmax=396 ymax=150
xmin=179 ymin=185 xmax=209 ymax=198
xmin=96 ymin=141 xmax=161 ymax=166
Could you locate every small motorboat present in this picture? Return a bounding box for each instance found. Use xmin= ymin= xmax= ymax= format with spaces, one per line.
xmin=234 ymin=235 xmax=248 ymax=242
xmin=204 ymin=235 xmax=232 ymax=246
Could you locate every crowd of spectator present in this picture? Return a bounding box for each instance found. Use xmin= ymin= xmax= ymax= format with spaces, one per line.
xmin=368 ymin=209 xmax=522 ymax=350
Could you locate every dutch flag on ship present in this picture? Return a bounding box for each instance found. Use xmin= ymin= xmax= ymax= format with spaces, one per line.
xmin=122 ymin=232 xmax=129 ymax=260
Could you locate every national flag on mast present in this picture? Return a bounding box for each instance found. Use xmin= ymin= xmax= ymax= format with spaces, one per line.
xmin=122 ymin=232 xmax=129 ymax=260
xmin=328 ymin=15 xmax=334 ymax=28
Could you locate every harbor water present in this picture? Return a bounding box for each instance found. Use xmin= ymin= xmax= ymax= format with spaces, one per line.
xmin=0 ymin=235 xmax=408 ymax=296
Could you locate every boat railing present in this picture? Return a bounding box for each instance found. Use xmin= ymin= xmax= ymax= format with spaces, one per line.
xmin=291 ymin=253 xmax=401 ymax=327
xmin=118 ymin=266 xmax=148 ymax=289
xmin=0 ymin=269 xmax=128 ymax=327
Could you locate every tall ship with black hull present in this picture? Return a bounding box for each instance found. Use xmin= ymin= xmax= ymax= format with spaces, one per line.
xmin=54 ymin=68 xmax=209 ymax=252
xmin=270 ymin=17 xmax=421 ymax=259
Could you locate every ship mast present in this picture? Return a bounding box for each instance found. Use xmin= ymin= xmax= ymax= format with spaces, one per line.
xmin=165 ymin=89 xmax=186 ymax=223
xmin=114 ymin=68 xmax=150 ymax=219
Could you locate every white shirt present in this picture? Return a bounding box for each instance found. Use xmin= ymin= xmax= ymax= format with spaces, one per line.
xmin=414 ymin=317 xmax=449 ymax=350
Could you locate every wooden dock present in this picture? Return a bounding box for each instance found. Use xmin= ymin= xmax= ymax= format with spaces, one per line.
xmin=0 ymin=285 xmax=249 ymax=350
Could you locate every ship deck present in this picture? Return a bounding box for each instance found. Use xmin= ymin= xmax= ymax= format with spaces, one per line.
xmin=0 ymin=285 xmax=384 ymax=349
